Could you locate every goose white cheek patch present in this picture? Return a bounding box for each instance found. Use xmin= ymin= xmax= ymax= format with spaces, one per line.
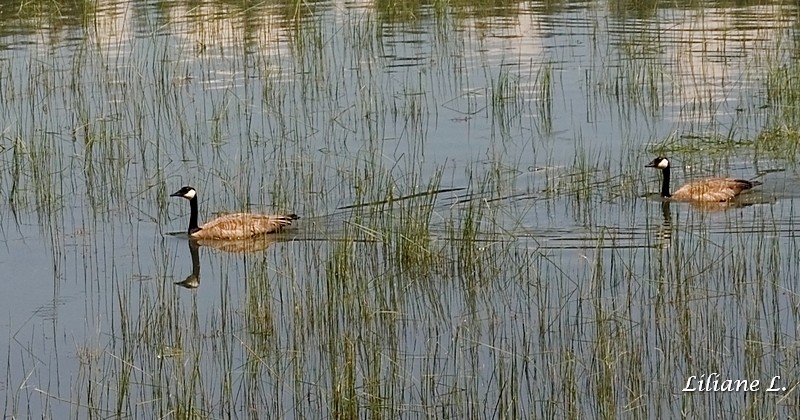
xmin=657 ymin=159 xmax=669 ymax=169
xmin=184 ymin=189 xmax=196 ymax=199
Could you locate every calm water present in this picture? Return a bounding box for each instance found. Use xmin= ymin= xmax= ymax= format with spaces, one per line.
xmin=2 ymin=0 xmax=800 ymax=417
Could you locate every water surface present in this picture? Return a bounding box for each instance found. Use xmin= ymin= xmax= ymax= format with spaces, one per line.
xmin=2 ymin=0 xmax=800 ymax=417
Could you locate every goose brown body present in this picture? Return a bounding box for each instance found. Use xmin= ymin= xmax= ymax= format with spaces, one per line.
xmin=669 ymin=178 xmax=758 ymax=202
xmin=646 ymin=157 xmax=760 ymax=202
xmin=191 ymin=213 xmax=298 ymax=239
xmin=170 ymin=186 xmax=299 ymax=240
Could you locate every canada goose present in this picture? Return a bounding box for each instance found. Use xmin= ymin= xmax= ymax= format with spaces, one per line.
xmin=170 ymin=186 xmax=299 ymax=240
xmin=646 ymin=157 xmax=761 ymax=202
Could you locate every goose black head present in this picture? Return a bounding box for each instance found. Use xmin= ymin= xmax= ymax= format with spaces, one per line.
xmin=646 ymin=157 xmax=670 ymax=170
xmin=170 ymin=186 xmax=197 ymax=200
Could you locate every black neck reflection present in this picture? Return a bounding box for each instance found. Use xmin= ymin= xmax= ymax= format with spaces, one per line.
xmin=175 ymin=240 xmax=201 ymax=289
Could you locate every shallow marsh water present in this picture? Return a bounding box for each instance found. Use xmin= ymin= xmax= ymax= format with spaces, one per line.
xmin=2 ymin=0 xmax=800 ymax=417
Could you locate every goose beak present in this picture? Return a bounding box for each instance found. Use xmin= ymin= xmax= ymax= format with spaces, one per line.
xmin=645 ymin=159 xmax=658 ymax=168
xmin=170 ymin=191 xmax=181 ymax=197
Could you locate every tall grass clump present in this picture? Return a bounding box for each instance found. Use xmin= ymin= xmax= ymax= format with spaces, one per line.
xmin=383 ymin=168 xmax=447 ymax=277
xmin=534 ymin=63 xmax=553 ymax=135
xmin=490 ymin=69 xmax=523 ymax=139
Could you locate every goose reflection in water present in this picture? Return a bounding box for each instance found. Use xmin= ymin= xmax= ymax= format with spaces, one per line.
xmin=175 ymin=241 xmax=201 ymax=289
xmin=654 ymin=193 xmax=775 ymax=250
xmin=174 ymin=234 xmax=292 ymax=290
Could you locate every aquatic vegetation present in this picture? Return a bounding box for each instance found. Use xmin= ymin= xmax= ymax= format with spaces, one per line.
xmin=1 ymin=1 xmax=800 ymax=419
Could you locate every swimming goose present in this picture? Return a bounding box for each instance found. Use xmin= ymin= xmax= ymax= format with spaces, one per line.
xmin=170 ymin=186 xmax=299 ymax=240
xmin=646 ymin=157 xmax=761 ymax=202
